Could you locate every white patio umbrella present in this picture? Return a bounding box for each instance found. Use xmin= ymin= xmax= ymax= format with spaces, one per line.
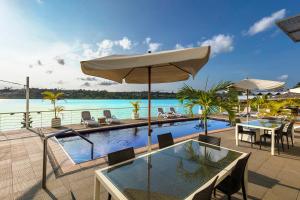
xmin=232 ymin=78 xmax=285 ymax=120
xmin=290 ymin=87 xmax=300 ymax=93
xmin=80 ymin=46 xmax=211 ymax=151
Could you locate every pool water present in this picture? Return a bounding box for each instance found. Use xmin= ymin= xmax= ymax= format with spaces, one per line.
xmin=56 ymin=119 xmax=230 ymax=163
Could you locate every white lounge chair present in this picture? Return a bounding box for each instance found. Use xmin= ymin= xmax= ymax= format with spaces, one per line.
xmin=170 ymin=107 xmax=183 ymax=117
xmin=81 ymin=111 xmax=99 ymax=127
xmin=239 ymin=106 xmax=251 ymax=117
xmin=103 ymin=110 xmax=120 ymax=124
xmin=157 ymin=108 xmax=174 ymax=119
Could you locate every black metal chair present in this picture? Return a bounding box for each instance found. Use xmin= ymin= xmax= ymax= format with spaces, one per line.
xmin=282 ymin=121 xmax=294 ymax=149
xmin=259 ymin=124 xmax=285 ymax=154
xmin=214 ymin=153 xmax=251 ymax=200
xmin=198 ymin=134 xmax=221 ymax=146
xmin=192 ymin=176 xmax=218 ymax=200
xmin=157 ymin=132 xmax=174 ymax=149
xmin=107 ymin=147 xmax=135 ymax=200
xmin=237 ymin=125 xmax=257 ymax=148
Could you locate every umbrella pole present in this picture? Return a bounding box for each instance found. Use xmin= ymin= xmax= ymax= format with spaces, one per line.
xmin=246 ymin=89 xmax=249 ymax=122
xmin=147 ymin=67 xmax=152 ymax=152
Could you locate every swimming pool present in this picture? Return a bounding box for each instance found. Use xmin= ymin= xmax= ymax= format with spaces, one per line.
xmin=56 ymin=119 xmax=230 ymax=164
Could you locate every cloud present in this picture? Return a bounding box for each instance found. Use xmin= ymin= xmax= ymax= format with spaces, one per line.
xmin=144 ymin=37 xmax=161 ymax=52
xmin=78 ymin=77 xmax=98 ymax=81
xmin=81 ymin=82 xmax=91 ymax=87
xmin=278 ymin=74 xmax=288 ymax=81
xmin=57 ymin=80 xmax=64 ymax=85
xmin=37 ymin=60 xmax=43 ymax=66
xmin=55 ymin=57 xmax=65 ymax=65
xmin=199 ymin=34 xmax=234 ymax=56
xmin=45 ymin=70 xmax=53 ymax=74
xmin=81 ymin=37 xmax=133 ymax=59
xmin=36 ymin=0 xmax=43 ymax=4
xmin=97 ymin=81 xmax=118 ymax=86
xmin=246 ymin=9 xmax=286 ymax=36
xmin=115 ymin=37 xmax=132 ymax=50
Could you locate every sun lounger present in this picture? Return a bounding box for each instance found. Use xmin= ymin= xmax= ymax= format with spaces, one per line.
xmin=103 ymin=110 xmax=120 ymax=124
xmin=239 ymin=106 xmax=251 ymax=117
xmin=170 ymin=107 xmax=183 ymax=117
xmin=157 ymin=108 xmax=175 ymax=119
xmin=81 ymin=111 xmax=99 ymax=127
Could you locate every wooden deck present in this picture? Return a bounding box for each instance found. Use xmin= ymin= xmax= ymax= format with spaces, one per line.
xmin=0 ymin=117 xmax=299 ymax=199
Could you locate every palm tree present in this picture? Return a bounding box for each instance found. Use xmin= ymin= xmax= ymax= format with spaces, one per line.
xmin=41 ymin=91 xmax=64 ymax=118
xmin=177 ymin=81 xmax=236 ymax=135
xmin=250 ymin=94 xmax=268 ymax=112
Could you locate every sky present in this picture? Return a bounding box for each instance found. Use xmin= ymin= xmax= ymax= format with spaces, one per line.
xmin=0 ymin=0 xmax=299 ymax=92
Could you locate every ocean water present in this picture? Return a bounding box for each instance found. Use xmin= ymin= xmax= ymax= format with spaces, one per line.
xmin=0 ymin=99 xmax=201 ymax=130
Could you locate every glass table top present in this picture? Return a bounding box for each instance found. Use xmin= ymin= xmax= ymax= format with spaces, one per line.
xmin=239 ymin=119 xmax=283 ymax=129
xmin=101 ymin=140 xmax=242 ymax=200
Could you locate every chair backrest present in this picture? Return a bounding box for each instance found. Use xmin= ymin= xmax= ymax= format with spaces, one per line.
xmin=103 ymin=110 xmax=112 ymax=119
xmin=107 ymin=147 xmax=135 ymax=166
xmin=170 ymin=107 xmax=176 ymax=113
xmin=230 ymin=153 xmax=251 ymax=193
xmin=157 ymin=107 xmax=164 ymax=114
xmin=157 ymin=132 xmax=174 ymax=149
xmin=198 ymin=134 xmax=221 ymax=146
xmin=81 ymin=111 xmax=92 ymax=120
xmin=276 ymin=123 xmax=286 ymax=136
xmin=192 ymin=176 xmax=218 ymax=200
xmin=237 ymin=125 xmax=244 ymax=133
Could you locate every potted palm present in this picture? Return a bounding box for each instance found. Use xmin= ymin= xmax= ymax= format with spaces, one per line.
xmin=177 ymin=81 xmax=236 ymax=135
xmin=41 ymin=91 xmax=64 ymax=128
xmin=130 ymin=101 xmax=141 ymax=119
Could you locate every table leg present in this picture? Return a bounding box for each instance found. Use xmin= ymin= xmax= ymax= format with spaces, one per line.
xmin=235 ymin=125 xmax=239 ymax=146
xmin=94 ymin=176 xmax=101 ymax=200
xmin=271 ymin=129 xmax=275 ymax=155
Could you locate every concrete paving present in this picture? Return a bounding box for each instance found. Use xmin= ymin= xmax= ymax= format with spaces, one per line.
xmin=0 ymin=125 xmax=300 ymax=199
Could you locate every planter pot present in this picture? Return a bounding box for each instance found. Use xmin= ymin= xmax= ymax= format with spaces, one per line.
xmin=51 ymin=118 xmax=61 ymax=128
xmin=131 ymin=112 xmax=139 ymax=120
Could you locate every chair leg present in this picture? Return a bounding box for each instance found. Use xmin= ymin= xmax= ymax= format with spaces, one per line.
xmin=227 ymin=194 xmax=231 ymax=200
xmin=259 ymin=135 xmax=262 ymax=150
xmin=251 ymin=135 xmax=253 ymax=148
xmin=242 ymin=180 xmax=247 ymax=200
xmin=108 ymin=193 xmax=112 ymax=200
xmin=290 ymin=134 xmax=294 ymax=147
xmin=286 ymin=134 xmax=289 ymax=149
xmin=276 ymin=137 xmax=280 ymax=155
xmin=213 ymin=188 xmax=216 ymax=197
xmin=280 ymin=136 xmax=284 ymax=152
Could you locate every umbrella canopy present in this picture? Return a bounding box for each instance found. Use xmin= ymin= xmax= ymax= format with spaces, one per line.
xmin=290 ymin=87 xmax=300 ymax=94
xmin=232 ymin=79 xmax=285 ymax=91
xmin=232 ymin=79 xmax=285 ymax=120
xmin=81 ymin=47 xmax=210 ymax=84
xmin=80 ymin=46 xmax=211 ymax=151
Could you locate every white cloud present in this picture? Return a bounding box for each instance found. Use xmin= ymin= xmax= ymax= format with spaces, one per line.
xmin=246 ymin=9 xmax=286 ymax=36
xmin=116 ymin=37 xmax=132 ymax=50
xmin=278 ymin=74 xmax=288 ymax=81
xmin=144 ymin=37 xmax=161 ymax=52
xmin=199 ymin=34 xmax=234 ymax=56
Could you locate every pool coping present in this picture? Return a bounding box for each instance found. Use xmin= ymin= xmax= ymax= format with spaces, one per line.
xmin=47 ymin=118 xmax=234 ymax=177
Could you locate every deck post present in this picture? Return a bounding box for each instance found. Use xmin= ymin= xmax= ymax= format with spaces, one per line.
xmin=147 ymin=66 xmax=152 ymax=152
xmin=25 ymin=76 xmax=30 ymax=129
xmin=42 ymin=137 xmax=47 ymax=189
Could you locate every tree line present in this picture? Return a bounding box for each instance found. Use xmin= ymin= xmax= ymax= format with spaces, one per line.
xmin=0 ymin=88 xmax=177 ymax=99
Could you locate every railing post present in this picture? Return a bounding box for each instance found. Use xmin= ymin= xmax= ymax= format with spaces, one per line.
xmin=25 ymin=76 xmax=30 ymax=129
xmin=42 ymin=136 xmax=47 ymax=189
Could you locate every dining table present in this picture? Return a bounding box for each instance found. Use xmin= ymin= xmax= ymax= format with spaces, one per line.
xmin=94 ymin=139 xmax=247 ymax=200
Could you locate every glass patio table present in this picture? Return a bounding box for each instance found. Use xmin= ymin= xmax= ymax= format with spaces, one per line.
xmin=94 ymin=139 xmax=247 ymax=200
xmin=236 ymin=119 xmax=283 ymax=155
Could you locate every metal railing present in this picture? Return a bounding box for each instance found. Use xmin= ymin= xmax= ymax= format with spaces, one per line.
xmin=42 ymin=128 xmax=94 ymax=189
xmin=0 ymin=105 xmax=197 ymax=131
